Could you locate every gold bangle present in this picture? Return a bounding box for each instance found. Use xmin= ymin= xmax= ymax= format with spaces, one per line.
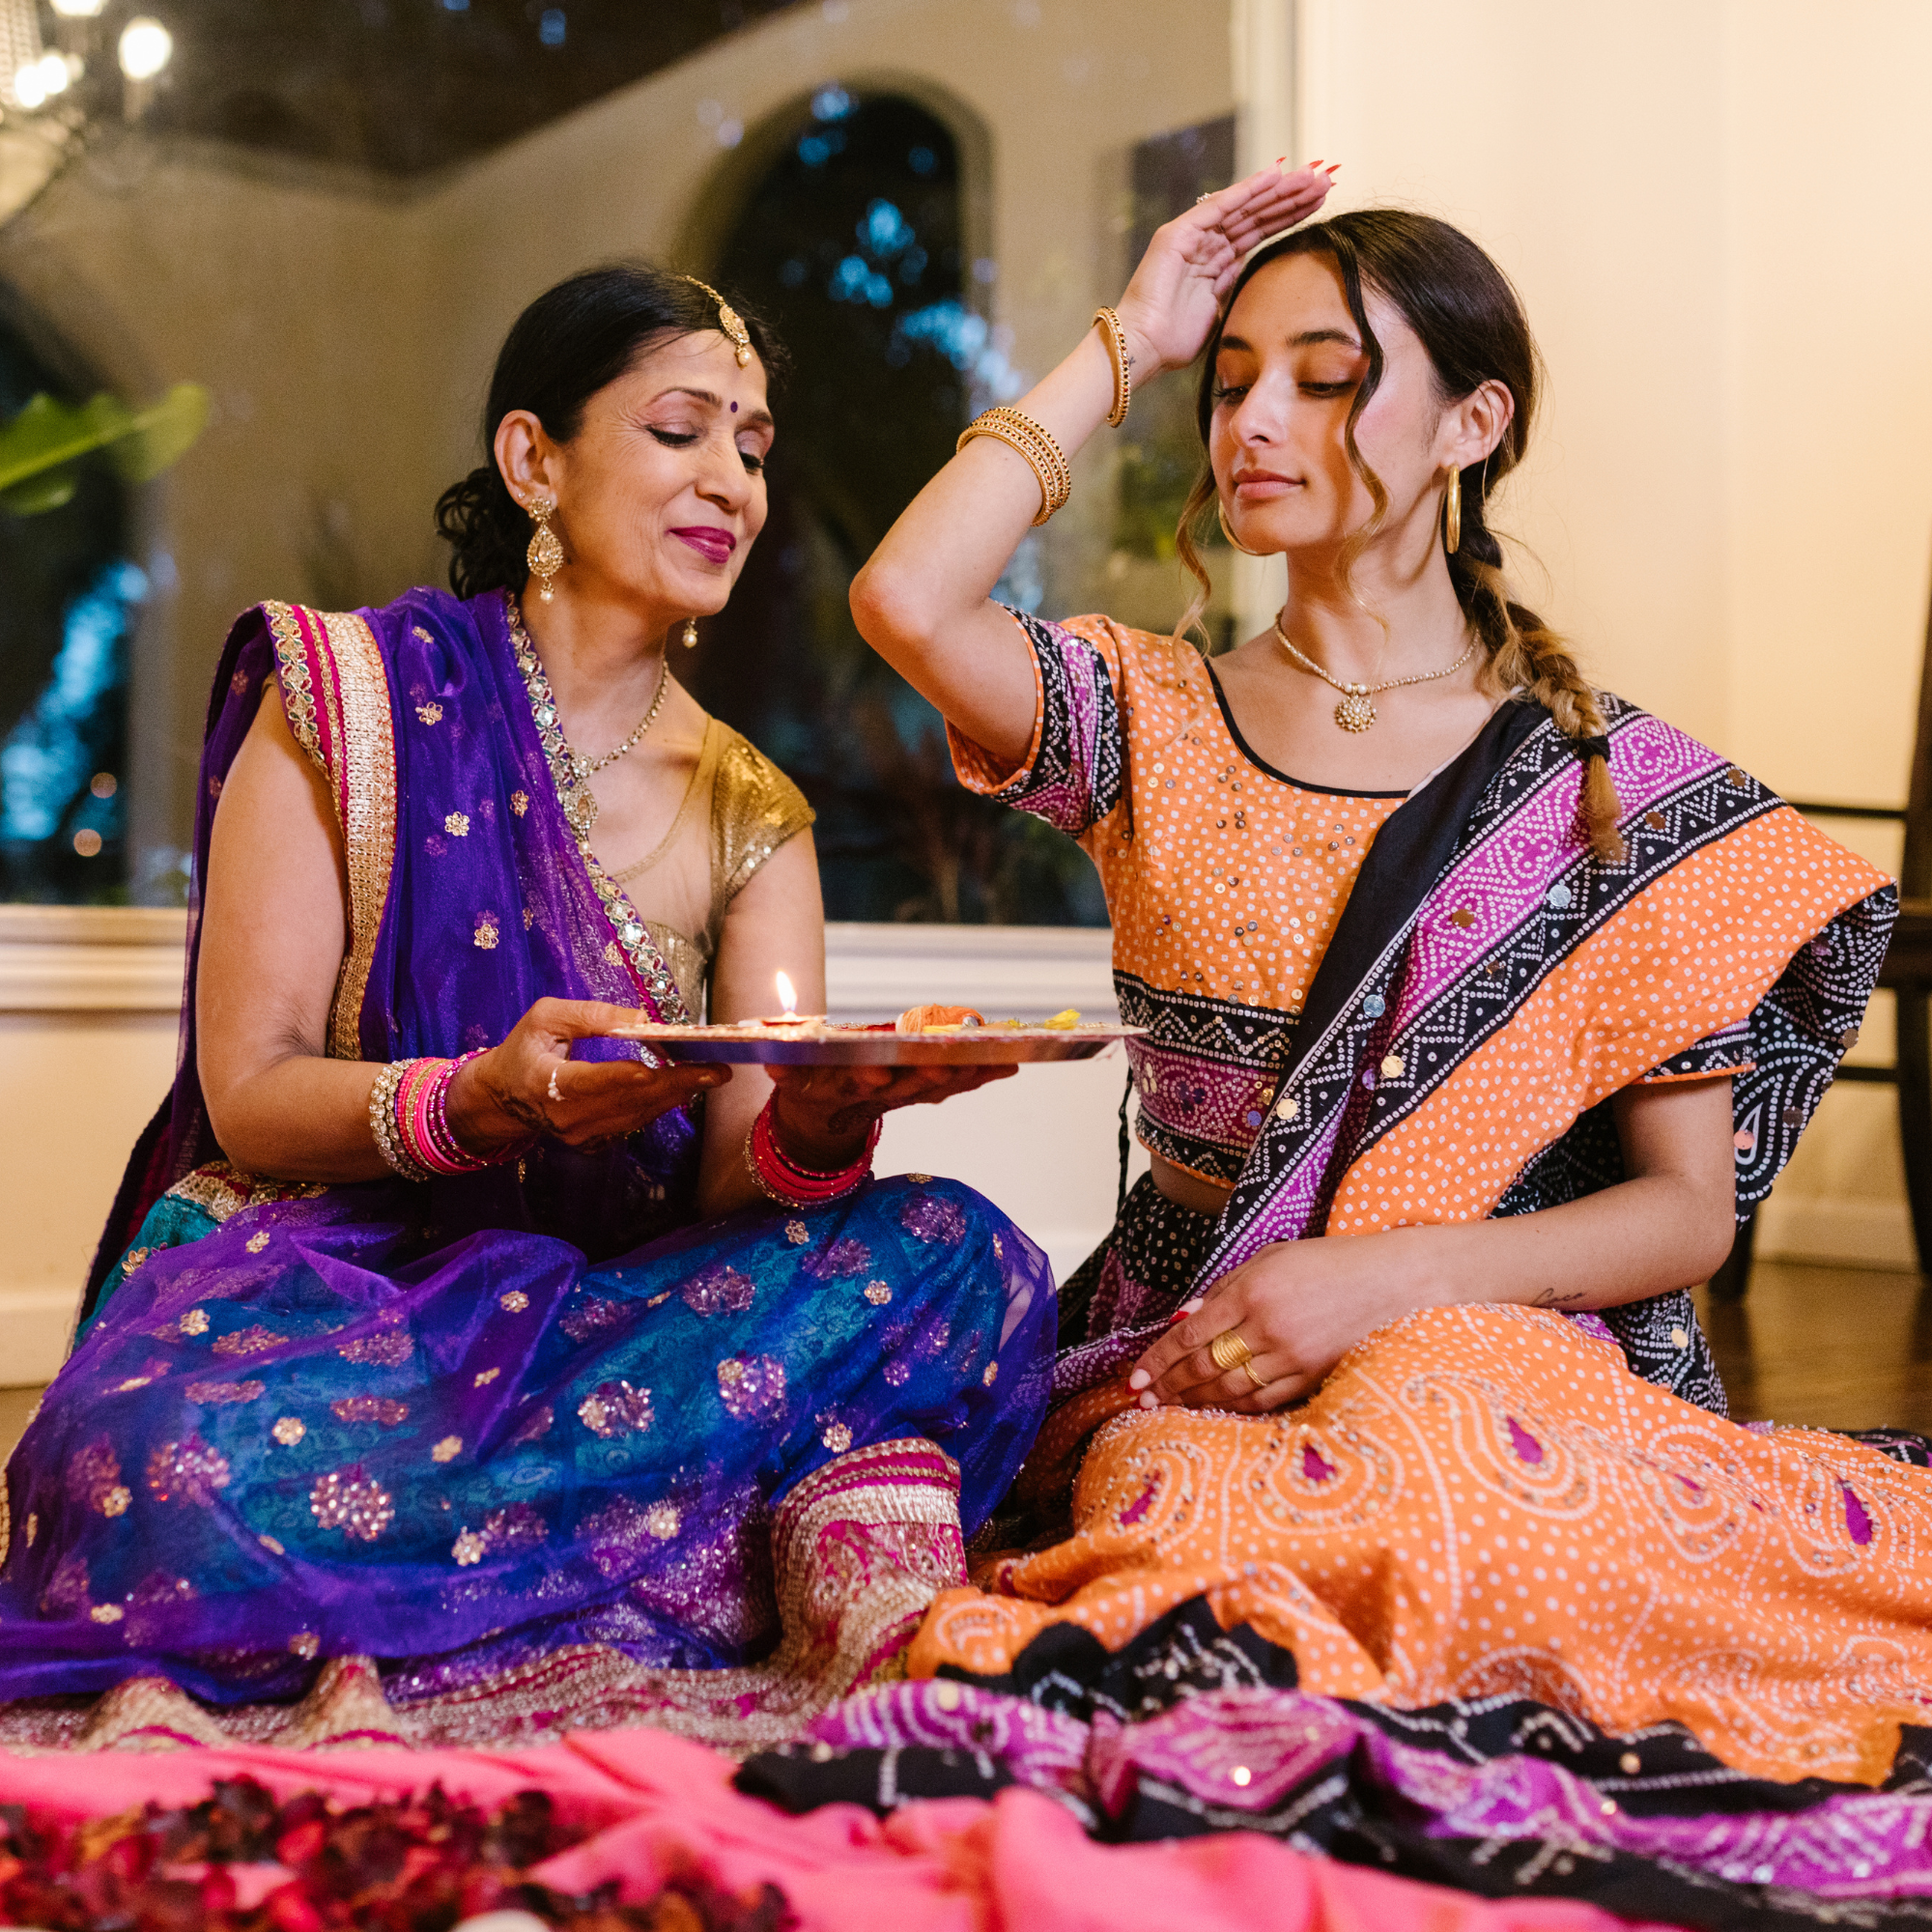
xmin=1093 ymin=306 xmax=1131 ymax=427
xmin=957 ymin=407 xmax=1071 ymax=526
xmin=981 ymin=406 xmax=1071 ymax=508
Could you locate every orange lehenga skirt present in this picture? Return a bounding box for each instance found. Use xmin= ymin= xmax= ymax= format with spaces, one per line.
xmin=911 ymin=1304 xmax=1932 ymax=1788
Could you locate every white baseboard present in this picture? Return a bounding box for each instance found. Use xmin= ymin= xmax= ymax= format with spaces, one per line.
xmin=1753 ymin=1195 xmax=1918 ymax=1272
xmin=0 ymin=1286 xmax=79 ymax=1387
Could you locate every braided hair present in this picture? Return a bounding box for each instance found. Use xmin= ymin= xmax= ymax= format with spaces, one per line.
xmin=1175 ymin=209 xmax=1623 ymax=862
xmin=435 ymin=262 xmax=785 ymax=601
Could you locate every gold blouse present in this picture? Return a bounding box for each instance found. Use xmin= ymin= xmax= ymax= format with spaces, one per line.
xmin=604 ymin=718 xmax=814 ymax=1018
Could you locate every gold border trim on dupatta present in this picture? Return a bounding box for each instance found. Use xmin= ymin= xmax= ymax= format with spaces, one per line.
xmin=318 ymin=611 xmax=398 ymax=1059
xmin=261 ymin=600 xmax=393 ymax=1053
xmin=263 ymin=600 xmax=327 ymax=776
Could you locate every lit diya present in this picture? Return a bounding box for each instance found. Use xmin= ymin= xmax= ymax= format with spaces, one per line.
xmin=762 ymin=971 xmax=822 ymax=1029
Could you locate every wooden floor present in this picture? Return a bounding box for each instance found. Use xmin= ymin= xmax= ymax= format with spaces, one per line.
xmin=1696 ymin=1259 xmax=1932 ymax=1435
xmin=0 ymin=1260 xmax=1925 ymax=1463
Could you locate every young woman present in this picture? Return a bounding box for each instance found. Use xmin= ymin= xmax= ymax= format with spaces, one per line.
xmin=836 ymin=169 xmax=1932 ymax=1885
xmin=0 ymin=266 xmax=1054 ymax=1751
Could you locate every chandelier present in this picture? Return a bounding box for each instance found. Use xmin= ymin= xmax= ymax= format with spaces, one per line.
xmin=0 ymin=0 xmax=174 ymax=228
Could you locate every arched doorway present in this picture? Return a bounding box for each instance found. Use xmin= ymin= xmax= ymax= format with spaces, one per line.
xmin=0 ymin=290 xmax=139 ymax=903
xmin=687 ymin=88 xmax=1103 ymax=925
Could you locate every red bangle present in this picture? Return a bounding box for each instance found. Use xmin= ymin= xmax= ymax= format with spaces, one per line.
xmin=745 ymin=1095 xmax=880 ymax=1207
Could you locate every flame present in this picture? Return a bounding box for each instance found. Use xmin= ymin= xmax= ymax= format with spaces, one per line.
xmin=774 ymin=970 xmax=798 ymax=1016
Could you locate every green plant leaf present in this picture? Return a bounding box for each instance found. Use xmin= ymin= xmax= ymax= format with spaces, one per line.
xmin=108 ymin=383 xmax=211 ymax=484
xmin=0 ymin=382 xmax=211 ymax=510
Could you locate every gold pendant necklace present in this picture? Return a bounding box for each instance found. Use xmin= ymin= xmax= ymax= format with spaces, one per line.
xmin=1271 ymin=618 xmax=1477 ymax=733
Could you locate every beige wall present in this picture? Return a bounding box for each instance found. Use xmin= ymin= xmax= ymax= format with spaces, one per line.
xmin=1295 ymin=0 xmax=1932 ymax=795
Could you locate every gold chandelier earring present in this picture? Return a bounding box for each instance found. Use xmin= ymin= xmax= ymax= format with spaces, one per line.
xmin=526 ymin=495 xmax=564 ymax=603
xmin=1216 ymin=500 xmax=1263 ymax=557
xmin=1442 ymin=466 xmax=1463 ymax=556
xmin=681 ymin=618 xmax=698 ymax=649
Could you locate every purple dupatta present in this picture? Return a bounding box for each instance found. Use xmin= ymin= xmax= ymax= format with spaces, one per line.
xmin=84 ymin=587 xmax=701 ymax=1318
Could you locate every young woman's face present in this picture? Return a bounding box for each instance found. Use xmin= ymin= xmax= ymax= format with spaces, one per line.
xmin=504 ymin=328 xmax=774 ymax=622
xmin=1208 ymin=251 xmax=1449 ymax=560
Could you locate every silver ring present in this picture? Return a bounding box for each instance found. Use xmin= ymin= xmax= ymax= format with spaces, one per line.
xmin=547 ymin=1067 xmax=564 ymax=1104
xmin=1195 ymin=192 xmax=1214 ymax=205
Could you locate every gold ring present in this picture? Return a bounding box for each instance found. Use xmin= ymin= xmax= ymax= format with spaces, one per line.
xmin=1241 ymin=1360 xmax=1267 ymax=1392
xmin=1208 ymin=1329 xmax=1253 ymax=1374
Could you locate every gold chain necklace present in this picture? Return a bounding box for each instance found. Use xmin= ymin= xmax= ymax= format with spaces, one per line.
xmin=1270 ymin=617 xmax=1477 ymax=733
xmin=508 ymin=597 xmax=669 ymax=835
xmin=568 ymin=662 xmax=668 ymax=779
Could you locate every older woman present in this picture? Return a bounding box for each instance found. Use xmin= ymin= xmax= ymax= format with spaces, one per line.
xmin=0 ymin=266 xmax=1053 ymax=1750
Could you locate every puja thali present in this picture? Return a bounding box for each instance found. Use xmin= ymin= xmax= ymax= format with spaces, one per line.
xmin=606 ymin=1017 xmax=1143 ymax=1065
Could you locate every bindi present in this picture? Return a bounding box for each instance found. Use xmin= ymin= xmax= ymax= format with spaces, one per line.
xmin=730 ymin=401 xmax=739 ymax=412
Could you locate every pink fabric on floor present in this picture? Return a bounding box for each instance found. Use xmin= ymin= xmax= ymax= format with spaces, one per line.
xmin=0 ymin=1731 xmax=1685 ymax=1932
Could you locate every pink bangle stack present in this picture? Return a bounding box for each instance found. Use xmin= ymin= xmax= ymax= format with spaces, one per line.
xmin=393 ymin=1050 xmax=495 ymax=1177
xmin=745 ymin=1097 xmax=881 ymax=1208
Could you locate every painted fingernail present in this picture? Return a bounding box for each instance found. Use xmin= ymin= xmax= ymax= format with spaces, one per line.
xmin=1324 ymin=163 xmax=1342 ymax=174
xmin=1128 ymin=1369 xmax=1151 ymax=1390
xmin=1179 ymin=1298 xmax=1205 ymax=1315
xmin=1138 ymin=1391 xmax=1158 ymax=1409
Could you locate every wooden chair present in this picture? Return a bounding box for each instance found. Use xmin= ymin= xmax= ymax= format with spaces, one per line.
xmin=1708 ymin=581 xmax=1932 ymax=1299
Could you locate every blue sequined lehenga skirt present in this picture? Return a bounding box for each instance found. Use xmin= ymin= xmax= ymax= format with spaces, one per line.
xmin=0 ymin=1173 xmax=1053 ymax=1710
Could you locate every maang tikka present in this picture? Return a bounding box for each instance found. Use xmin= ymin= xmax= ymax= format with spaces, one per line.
xmin=526 ymin=495 xmax=564 ymax=603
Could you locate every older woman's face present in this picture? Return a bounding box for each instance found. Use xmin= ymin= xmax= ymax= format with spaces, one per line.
xmin=1209 ymin=250 xmax=1445 ymax=558
xmin=541 ymin=328 xmax=773 ymax=621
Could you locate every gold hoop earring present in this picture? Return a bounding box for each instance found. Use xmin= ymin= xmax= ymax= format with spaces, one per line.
xmin=1442 ymin=467 xmax=1462 ymax=556
xmin=1216 ymin=500 xmax=1262 ymax=557
xmin=526 ymin=496 xmax=563 ymax=603
xmin=681 ymin=617 xmax=698 ymax=649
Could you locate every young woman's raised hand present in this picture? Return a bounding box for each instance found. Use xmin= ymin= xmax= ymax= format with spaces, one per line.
xmin=1116 ymin=162 xmax=1336 ymax=378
